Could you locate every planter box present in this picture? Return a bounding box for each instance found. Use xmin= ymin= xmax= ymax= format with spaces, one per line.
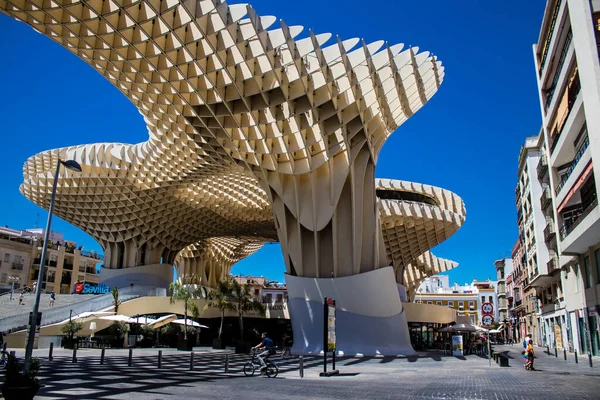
xmin=177 ymin=338 xmax=193 ymax=351
xmin=212 ymin=339 xmax=225 ymax=349
xmin=235 ymin=340 xmax=252 ymax=354
xmin=1 ymin=385 xmax=40 ymax=400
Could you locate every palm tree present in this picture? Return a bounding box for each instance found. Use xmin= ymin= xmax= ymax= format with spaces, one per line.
xmin=169 ymin=282 xmax=204 ymax=340
xmin=111 ymin=287 xmax=121 ymax=314
xmin=230 ymin=279 xmax=266 ymax=341
xmin=203 ymin=280 xmax=236 ymax=341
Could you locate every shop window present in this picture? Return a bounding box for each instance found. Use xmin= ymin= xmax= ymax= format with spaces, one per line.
xmin=436 ymin=301 xmax=442 ymax=306
xmin=448 ymin=301 xmax=454 ymax=308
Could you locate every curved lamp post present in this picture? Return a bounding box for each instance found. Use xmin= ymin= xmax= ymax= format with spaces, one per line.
xmin=24 ymin=159 xmax=82 ymax=371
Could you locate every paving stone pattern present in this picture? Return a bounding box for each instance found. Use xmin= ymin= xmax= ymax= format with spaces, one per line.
xmin=1 ymin=345 xmax=599 ymax=399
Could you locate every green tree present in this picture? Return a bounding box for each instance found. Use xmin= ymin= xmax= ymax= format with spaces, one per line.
xmin=111 ymin=287 xmax=121 ymax=314
xmin=60 ymin=320 xmax=83 ymax=342
xmin=203 ymin=280 xmax=236 ymax=340
xmin=169 ymin=282 xmax=204 ymax=340
xmin=230 ymin=279 xmax=265 ymax=341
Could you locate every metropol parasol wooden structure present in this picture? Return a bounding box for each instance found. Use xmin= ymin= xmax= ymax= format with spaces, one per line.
xmin=3 ymin=0 xmax=465 ymax=354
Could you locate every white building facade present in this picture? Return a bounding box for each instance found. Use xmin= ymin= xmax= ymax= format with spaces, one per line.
xmin=533 ymin=0 xmax=600 ymax=355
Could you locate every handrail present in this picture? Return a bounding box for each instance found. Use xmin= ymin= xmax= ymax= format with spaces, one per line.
xmin=555 ymin=136 xmax=589 ymax=195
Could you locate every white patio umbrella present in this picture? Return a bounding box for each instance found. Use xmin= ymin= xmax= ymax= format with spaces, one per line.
xmin=98 ymin=314 xmax=134 ymax=323
xmin=474 ymin=326 xmax=489 ymax=333
xmin=172 ymin=319 xmax=208 ymax=329
xmin=57 ymin=311 xmax=115 ymax=325
xmin=148 ymin=314 xmax=177 ymax=329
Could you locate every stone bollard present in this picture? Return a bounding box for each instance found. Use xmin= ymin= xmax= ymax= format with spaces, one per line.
xmin=128 ymin=348 xmax=133 ymax=367
xmin=9 ymin=351 xmax=15 ymax=359
xmin=225 ymin=354 xmax=229 ymax=373
xmin=554 ymin=347 xmax=558 ymax=358
xmin=72 ymin=344 xmax=78 ymax=363
xmin=575 ymin=350 xmax=578 ymax=364
xmin=589 ymin=352 xmax=593 ymax=368
xmin=2 ymin=342 xmax=7 ymax=352
xmin=100 ymin=347 xmax=105 ymax=365
xmin=564 ymin=349 xmax=567 ymax=360
xmin=190 ymin=352 xmax=194 ymax=371
xmin=158 ymin=350 xmax=162 ymax=369
xmin=299 ymin=355 xmax=304 ymax=378
xmin=48 ymin=342 xmax=54 ymax=361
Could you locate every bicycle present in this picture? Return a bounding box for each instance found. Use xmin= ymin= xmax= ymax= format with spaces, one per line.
xmin=243 ymin=349 xmax=278 ymax=378
xmin=0 ymin=350 xmax=8 ymax=366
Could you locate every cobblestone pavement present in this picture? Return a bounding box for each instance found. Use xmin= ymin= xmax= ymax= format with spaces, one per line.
xmin=1 ymin=345 xmax=599 ymax=399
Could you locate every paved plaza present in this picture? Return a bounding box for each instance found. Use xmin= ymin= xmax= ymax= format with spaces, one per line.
xmin=2 ymin=345 xmax=599 ymax=399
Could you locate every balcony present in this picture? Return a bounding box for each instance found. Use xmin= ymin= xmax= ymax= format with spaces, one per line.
xmin=547 ymin=257 xmax=560 ymax=275
xmin=537 ymin=155 xmax=549 ymax=181
xmin=540 ymin=186 xmax=552 ymax=211
xmin=544 ymin=221 xmax=556 ymax=243
xmin=544 ymin=29 xmax=572 ymax=111
xmin=560 ymin=198 xmax=598 ymax=240
xmin=550 ymin=77 xmax=582 ymax=154
xmin=538 ymin=0 xmax=563 ymax=75
xmin=555 ymin=137 xmax=590 ymax=195
xmin=12 ymin=263 xmax=23 ymax=270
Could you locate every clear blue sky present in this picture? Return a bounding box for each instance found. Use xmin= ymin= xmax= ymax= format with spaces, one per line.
xmin=0 ymin=0 xmax=546 ymax=286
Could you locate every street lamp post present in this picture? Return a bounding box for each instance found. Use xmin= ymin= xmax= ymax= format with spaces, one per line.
xmin=24 ymin=159 xmax=82 ymax=372
xmin=8 ymin=276 xmax=20 ymax=301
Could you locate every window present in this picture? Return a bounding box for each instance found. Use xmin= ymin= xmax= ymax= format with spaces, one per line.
xmin=458 ymin=301 xmax=464 ymax=309
xmin=436 ymin=301 xmax=442 ymax=306
xmin=3 ymin=253 xmax=10 ymax=263
xmin=448 ymin=301 xmax=454 ymax=307
xmin=276 ymin=294 xmax=283 ymax=303
xmin=469 ymin=301 xmax=475 ymax=309
xmin=576 ymin=264 xmax=582 ymax=292
xmin=481 ymin=296 xmax=485 ymax=304
xmin=0 ymin=273 xmax=6 ymax=283
xmin=13 ymin=255 xmax=21 ymax=264
xmin=584 ymin=256 xmax=592 ymax=289
xmin=489 ymin=296 xmax=493 ymax=303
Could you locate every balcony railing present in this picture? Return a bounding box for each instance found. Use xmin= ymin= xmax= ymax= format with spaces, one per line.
xmin=550 ymin=78 xmax=582 ymax=154
xmin=544 ymin=221 xmax=556 ymax=243
xmin=12 ymin=263 xmax=23 ymax=270
xmin=538 ymin=0 xmax=563 ymax=75
xmin=547 ymin=257 xmax=559 ymax=274
xmin=537 ymin=154 xmax=549 ymax=180
xmin=560 ymin=198 xmax=598 ymax=240
xmin=540 ymin=186 xmax=552 ymax=211
xmin=544 ymin=30 xmax=572 ymax=110
xmin=555 ymin=137 xmax=590 ymax=195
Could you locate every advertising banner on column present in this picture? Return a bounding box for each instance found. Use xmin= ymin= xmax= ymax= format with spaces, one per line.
xmin=452 ymin=335 xmax=463 ymax=357
xmin=326 ymin=298 xmax=336 ymax=351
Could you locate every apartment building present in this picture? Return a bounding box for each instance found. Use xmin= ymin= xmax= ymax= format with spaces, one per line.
xmin=533 ymin=0 xmax=600 ymax=355
xmin=495 ymin=258 xmax=513 ymax=326
xmin=0 ymin=226 xmax=102 ymax=295
xmin=415 ymin=276 xmax=498 ymax=327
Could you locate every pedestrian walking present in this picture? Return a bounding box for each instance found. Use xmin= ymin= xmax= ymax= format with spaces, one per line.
xmin=49 ymin=291 xmax=56 ymax=307
xmin=18 ymin=292 xmax=24 ymax=305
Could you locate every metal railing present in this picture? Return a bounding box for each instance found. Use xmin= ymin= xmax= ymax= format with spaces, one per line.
xmin=544 ymin=221 xmax=556 ymax=243
xmin=537 ymin=154 xmax=549 ymax=180
xmin=547 ymin=257 xmax=559 ymax=274
xmin=555 ymin=136 xmax=590 ymax=195
xmin=540 ymin=186 xmax=552 ymax=211
xmin=550 ymin=78 xmax=582 ymax=154
xmin=544 ymin=30 xmax=572 ymax=111
xmin=560 ymin=198 xmax=598 ymax=240
xmin=538 ymin=0 xmax=563 ymax=75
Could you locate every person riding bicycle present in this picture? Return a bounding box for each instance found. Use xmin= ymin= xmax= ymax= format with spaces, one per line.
xmin=253 ymin=332 xmax=275 ymax=368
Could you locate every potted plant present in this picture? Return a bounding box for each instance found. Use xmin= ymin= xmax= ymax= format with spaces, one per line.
xmin=61 ymin=320 xmax=83 ymax=349
xmin=107 ymin=321 xmax=129 ymax=348
xmin=1 ymin=355 xmax=41 ymax=400
xmin=169 ymin=282 xmax=204 ymax=351
xmin=230 ymin=280 xmax=265 ymax=353
xmin=203 ymin=280 xmax=235 ymax=349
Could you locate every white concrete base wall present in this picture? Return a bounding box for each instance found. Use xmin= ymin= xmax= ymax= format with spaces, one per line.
xmin=99 ymin=264 xmax=173 ymax=290
xmin=285 ymin=267 xmax=414 ymax=356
